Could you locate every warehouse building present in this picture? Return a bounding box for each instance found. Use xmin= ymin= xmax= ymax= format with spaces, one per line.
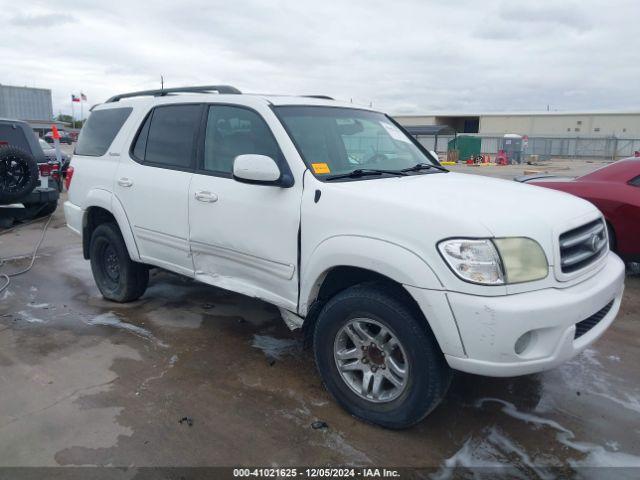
xmin=394 ymin=111 xmax=640 ymax=159
xmin=394 ymin=111 xmax=640 ymax=137
xmin=0 ymin=84 xmax=60 ymax=136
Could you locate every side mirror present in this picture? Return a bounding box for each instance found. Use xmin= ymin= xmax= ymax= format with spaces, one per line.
xmin=233 ymin=154 xmax=282 ymax=185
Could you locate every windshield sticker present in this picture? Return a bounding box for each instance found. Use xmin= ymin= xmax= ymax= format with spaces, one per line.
xmin=311 ymin=162 xmax=331 ymax=174
xmin=380 ymin=122 xmax=412 ymax=143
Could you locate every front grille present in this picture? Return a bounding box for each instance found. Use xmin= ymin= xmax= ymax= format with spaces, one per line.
xmin=574 ymin=300 xmax=614 ymax=339
xmin=559 ymin=219 xmax=608 ymax=274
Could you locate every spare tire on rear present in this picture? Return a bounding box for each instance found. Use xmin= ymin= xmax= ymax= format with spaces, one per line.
xmin=0 ymin=146 xmax=39 ymax=205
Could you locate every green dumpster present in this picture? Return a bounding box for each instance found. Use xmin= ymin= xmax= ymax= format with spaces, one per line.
xmin=448 ymin=136 xmax=481 ymax=161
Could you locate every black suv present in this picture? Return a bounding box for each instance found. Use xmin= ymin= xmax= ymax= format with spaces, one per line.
xmin=0 ymin=119 xmax=60 ymax=224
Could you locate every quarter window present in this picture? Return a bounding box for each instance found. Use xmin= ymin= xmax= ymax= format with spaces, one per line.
xmin=75 ymin=108 xmax=132 ymax=156
xmin=133 ymin=104 xmax=201 ymax=168
xmin=132 ymin=112 xmax=151 ymax=161
xmin=202 ymin=106 xmax=280 ymax=174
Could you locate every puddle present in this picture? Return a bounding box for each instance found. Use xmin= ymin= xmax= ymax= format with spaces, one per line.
xmin=86 ymin=312 xmax=168 ymax=348
xmin=251 ymin=334 xmax=301 ymax=360
xmin=27 ymin=302 xmax=50 ymax=309
xmin=146 ymin=309 xmax=203 ymax=329
xmin=433 ymin=426 xmax=555 ymax=480
xmin=277 ymin=390 xmax=371 ymax=466
xmin=0 ymin=337 xmax=141 ymax=466
xmin=552 ymin=348 xmax=640 ymax=414
xmin=15 ymin=310 xmax=46 ymax=324
xmin=478 ymin=398 xmax=640 ymax=469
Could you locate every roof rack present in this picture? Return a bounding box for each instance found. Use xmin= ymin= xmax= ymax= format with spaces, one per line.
xmin=106 ymin=85 xmax=241 ymax=103
xmin=301 ymin=95 xmax=334 ymax=100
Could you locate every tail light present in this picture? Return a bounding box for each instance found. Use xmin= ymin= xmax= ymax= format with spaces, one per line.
xmin=65 ymin=165 xmax=74 ymax=191
xmin=50 ymin=163 xmax=60 ymax=181
xmin=38 ymin=163 xmax=52 ymax=177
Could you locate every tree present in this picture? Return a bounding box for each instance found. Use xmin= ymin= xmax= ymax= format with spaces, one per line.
xmin=55 ymin=114 xmax=84 ymax=129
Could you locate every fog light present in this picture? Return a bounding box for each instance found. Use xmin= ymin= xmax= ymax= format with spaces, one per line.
xmin=515 ymin=331 xmax=532 ymax=355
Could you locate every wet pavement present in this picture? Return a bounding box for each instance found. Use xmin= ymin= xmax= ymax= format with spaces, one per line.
xmin=1 ymin=187 xmax=639 ymax=476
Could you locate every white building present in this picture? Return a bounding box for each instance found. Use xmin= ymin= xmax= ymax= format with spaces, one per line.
xmin=394 ymin=111 xmax=640 ymax=137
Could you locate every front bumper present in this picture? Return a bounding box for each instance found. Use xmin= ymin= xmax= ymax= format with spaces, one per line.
xmin=421 ymin=252 xmax=625 ymax=377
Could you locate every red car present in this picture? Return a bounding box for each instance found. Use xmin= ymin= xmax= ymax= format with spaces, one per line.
xmin=517 ymin=157 xmax=640 ymax=263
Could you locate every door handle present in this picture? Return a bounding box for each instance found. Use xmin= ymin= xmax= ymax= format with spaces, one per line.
xmin=118 ymin=177 xmax=133 ymax=187
xmin=194 ymin=190 xmax=218 ymax=203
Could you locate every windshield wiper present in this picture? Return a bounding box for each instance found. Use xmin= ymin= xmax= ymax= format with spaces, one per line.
xmin=325 ymin=168 xmax=408 ymax=181
xmin=401 ymin=162 xmax=449 ymax=173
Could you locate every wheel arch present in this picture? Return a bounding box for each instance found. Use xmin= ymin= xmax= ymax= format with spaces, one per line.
xmin=299 ymin=235 xmax=447 ymax=350
xmin=82 ymin=189 xmax=140 ymax=261
xmin=300 ymin=235 xmax=443 ymax=317
xmin=301 ymin=265 xmax=440 ymax=349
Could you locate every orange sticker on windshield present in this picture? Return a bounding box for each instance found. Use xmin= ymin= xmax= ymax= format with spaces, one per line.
xmin=311 ymin=162 xmax=331 ymax=174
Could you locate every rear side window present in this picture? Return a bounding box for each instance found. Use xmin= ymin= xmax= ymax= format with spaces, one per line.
xmin=132 ymin=104 xmax=201 ymax=169
xmin=0 ymin=124 xmax=30 ymax=152
xmin=630 ymin=175 xmax=640 ymax=187
xmin=75 ymin=108 xmax=132 ymax=156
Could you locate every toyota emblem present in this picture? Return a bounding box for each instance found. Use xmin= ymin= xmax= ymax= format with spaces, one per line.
xmin=590 ymin=234 xmax=600 ymax=252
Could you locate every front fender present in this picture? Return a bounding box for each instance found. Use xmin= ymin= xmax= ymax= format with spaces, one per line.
xmin=299 ymin=234 xmax=444 ymax=315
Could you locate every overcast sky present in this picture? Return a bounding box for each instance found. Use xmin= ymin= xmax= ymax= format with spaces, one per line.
xmin=1 ymin=0 xmax=639 ymax=118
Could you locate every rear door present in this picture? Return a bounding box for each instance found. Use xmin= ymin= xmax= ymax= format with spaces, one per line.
xmin=115 ymin=103 xmax=202 ymax=276
xmin=188 ymin=104 xmax=302 ymax=311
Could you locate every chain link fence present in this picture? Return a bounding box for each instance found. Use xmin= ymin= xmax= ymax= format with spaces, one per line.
xmin=415 ymin=135 xmax=640 ymax=160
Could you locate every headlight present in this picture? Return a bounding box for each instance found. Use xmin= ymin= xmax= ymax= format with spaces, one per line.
xmin=439 ymin=238 xmax=548 ymax=285
xmin=493 ymin=237 xmax=548 ymax=283
xmin=438 ymin=239 xmax=505 ymax=285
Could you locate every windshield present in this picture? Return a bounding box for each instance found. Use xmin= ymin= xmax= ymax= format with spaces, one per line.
xmin=39 ymin=139 xmax=53 ymax=149
xmin=274 ymin=106 xmax=437 ymax=179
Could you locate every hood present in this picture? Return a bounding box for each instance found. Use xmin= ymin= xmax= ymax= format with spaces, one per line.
xmin=323 ymin=172 xmax=600 ymax=256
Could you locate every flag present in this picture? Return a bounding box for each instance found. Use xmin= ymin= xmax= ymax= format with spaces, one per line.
xmin=71 ymin=94 xmax=80 ymax=102
xmin=80 ymin=92 xmax=87 ymax=101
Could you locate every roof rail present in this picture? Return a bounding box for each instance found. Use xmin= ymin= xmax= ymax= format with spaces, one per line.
xmin=301 ymin=95 xmax=334 ymax=100
xmin=106 ymin=85 xmax=242 ymax=103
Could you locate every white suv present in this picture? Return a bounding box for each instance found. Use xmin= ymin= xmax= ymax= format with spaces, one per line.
xmin=64 ymin=85 xmax=625 ymax=428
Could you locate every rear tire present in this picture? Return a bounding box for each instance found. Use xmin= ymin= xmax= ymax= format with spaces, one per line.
xmin=313 ymin=283 xmax=451 ymax=429
xmin=90 ymin=222 xmax=148 ymax=302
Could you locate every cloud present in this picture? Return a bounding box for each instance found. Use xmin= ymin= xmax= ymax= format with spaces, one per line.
xmin=498 ymin=2 xmax=592 ymax=31
xmin=0 ymin=0 xmax=638 ymax=117
xmin=11 ymin=12 xmax=77 ymax=27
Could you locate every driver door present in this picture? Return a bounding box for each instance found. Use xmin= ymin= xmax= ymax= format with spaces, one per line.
xmin=188 ymin=104 xmax=302 ymax=311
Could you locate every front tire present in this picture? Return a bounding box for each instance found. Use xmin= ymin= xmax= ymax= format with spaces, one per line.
xmin=313 ymin=284 xmax=451 ymax=429
xmin=89 ymin=223 xmax=148 ymax=302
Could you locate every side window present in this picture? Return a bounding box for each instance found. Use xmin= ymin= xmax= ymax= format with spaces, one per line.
xmin=76 ymin=108 xmax=132 ymax=156
xmin=203 ymin=106 xmax=280 ymax=175
xmin=136 ymin=104 xmax=201 ymax=168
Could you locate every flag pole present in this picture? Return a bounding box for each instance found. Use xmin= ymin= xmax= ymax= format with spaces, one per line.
xmin=71 ymin=94 xmax=75 ymax=127
xmin=80 ymin=93 xmax=83 ymax=128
